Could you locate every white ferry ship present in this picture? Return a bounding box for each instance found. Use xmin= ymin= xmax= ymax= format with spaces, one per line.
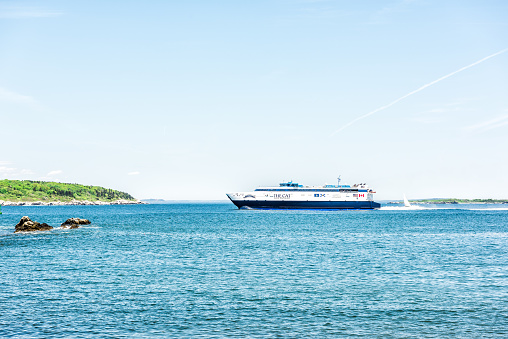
xmin=227 ymin=178 xmax=381 ymax=209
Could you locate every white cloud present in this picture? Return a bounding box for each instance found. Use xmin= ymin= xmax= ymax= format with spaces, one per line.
xmin=427 ymin=108 xmax=452 ymax=113
xmin=0 ymin=166 xmax=34 ymax=177
xmin=20 ymin=169 xmax=35 ymax=175
xmin=0 ymin=87 xmax=36 ymax=104
xmin=464 ymin=113 xmax=508 ymax=133
xmin=0 ymin=7 xmax=63 ymax=18
xmin=47 ymin=170 xmax=63 ymax=176
xmin=128 ymin=171 xmax=140 ymax=175
xmin=413 ymin=115 xmax=443 ymax=124
xmin=0 ymin=166 xmax=16 ymax=174
xmin=368 ymin=0 xmax=420 ymax=24
xmin=0 ymin=87 xmax=43 ymax=110
xmin=413 ymin=105 xmax=465 ymax=124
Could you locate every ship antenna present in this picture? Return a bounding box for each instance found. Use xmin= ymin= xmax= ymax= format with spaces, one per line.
xmin=337 ymin=175 xmax=341 ymax=186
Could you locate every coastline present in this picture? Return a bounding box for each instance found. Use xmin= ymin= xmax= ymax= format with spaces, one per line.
xmin=388 ymin=202 xmax=508 ymax=205
xmin=387 ymin=199 xmax=508 ymax=205
xmin=413 ymin=201 xmax=508 ymax=205
xmin=0 ymin=199 xmax=144 ymax=206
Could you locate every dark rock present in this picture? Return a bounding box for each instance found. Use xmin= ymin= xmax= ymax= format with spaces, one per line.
xmin=15 ymin=216 xmax=53 ymax=233
xmin=61 ymin=218 xmax=91 ymax=229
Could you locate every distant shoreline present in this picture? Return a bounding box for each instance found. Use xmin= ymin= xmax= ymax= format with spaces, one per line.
xmin=0 ymin=199 xmax=144 ymax=206
xmin=389 ymin=199 xmax=508 ymax=204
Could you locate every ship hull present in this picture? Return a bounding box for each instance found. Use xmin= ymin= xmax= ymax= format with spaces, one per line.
xmin=229 ymin=199 xmax=381 ymax=210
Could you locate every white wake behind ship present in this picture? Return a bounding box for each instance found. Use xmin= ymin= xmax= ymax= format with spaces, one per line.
xmin=227 ymin=179 xmax=381 ymax=210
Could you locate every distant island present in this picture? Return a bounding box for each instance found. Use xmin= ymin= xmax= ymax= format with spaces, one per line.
xmin=141 ymin=199 xmax=167 ymax=203
xmin=0 ymin=179 xmax=141 ymax=206
xmin=392 ymin=198 xmax=508 ymax=204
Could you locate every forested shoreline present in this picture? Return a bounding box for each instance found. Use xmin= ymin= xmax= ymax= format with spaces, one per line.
xmin=0 ymin=179 xmax=136 ymax=203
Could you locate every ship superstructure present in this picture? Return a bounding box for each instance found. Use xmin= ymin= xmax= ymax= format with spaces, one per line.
xmin=227 ymin=179 xmax=381 ymax=209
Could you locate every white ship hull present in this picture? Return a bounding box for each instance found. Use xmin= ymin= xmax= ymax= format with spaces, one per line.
xmin=227 ymin=181 xmax=381 ymax=210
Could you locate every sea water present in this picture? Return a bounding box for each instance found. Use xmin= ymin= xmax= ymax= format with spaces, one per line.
xmin=0 ymin=203 xmax=507 ymax=338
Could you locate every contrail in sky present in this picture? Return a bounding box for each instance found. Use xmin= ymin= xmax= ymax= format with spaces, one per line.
xmin=330 ymin=48 xmax=508 ymax=135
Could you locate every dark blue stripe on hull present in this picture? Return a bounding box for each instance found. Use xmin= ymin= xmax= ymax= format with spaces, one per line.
xmin=230 ymin=200 xmax=381 ymax=210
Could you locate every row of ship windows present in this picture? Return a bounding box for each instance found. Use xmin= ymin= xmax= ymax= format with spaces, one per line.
xmin=255 ymin=189 xmax=365 ymax=192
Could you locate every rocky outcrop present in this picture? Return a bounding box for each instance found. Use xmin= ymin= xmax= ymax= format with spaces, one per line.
xmin=13 ymin=216 xmax=92 ymax=233
xmin=61 ymin=218 xmax=91 ymax=229
xmin=15 ymin=216 xmax=53 ymax=233
xmin=109 ymin=199 xmax=142 ymax=205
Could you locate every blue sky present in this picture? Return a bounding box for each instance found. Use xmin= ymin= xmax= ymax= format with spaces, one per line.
xmin=1 ymin=0 xmax=507 ymax=200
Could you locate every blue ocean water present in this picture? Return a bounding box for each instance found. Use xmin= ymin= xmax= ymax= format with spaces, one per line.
xmin=0 ymin=203 xmax=507 ymax=338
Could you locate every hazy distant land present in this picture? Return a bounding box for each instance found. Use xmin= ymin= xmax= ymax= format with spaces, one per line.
xmin=0 ymin=179 xmax=141 ymax=206
xmin=394 ymin=198 xmax=508 ymax=204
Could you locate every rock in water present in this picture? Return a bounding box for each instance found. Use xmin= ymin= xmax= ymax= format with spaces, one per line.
xmin=61 ymin=218 xmax=91 ymax=229
xmin=15 ymin=216 xmax=53 ymax=233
